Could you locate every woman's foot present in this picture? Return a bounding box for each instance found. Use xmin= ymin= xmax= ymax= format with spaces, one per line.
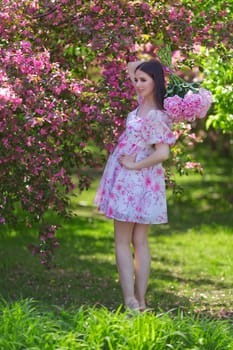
xmin=139 ymin=306 xmax=154 ymax=313
xmin=138 ymin=301 xmax=154 ymax=313
xmin=125 ymin=297 xmax=140 ymax=311
xmin=137 ymin=300 xmax=146 ymax=310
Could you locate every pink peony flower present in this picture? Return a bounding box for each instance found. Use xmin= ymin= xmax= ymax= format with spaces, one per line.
xmin=164 ymin=95 xmax=184 ymax=122
xmin=164 ymin=88 xmax=212 ymax=123
xmin=198 ymin=88 xmax=213 ymax=118
xmin=183 ymin=92 xmax=202 ymax=121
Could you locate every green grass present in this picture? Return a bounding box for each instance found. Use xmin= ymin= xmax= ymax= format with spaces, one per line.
xmin=1 ymin=151 xmax=232 ymax=315
xmin=0 ymin=299 xmax=232 ymax=349
xmin=0 ymin=149 xmax=232 ymax=348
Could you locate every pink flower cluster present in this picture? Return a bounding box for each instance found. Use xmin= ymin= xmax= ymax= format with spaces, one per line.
xmin=164 ymin=88 xmax=213 ymax=123
xmin=28 ymin=224 xmax=60 ymax=269
xmin=0 ymin=87 xmax=22 ymax=110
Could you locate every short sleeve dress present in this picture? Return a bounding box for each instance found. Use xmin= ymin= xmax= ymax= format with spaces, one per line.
xmin=94 ymin=107 xmax=176 ymax=224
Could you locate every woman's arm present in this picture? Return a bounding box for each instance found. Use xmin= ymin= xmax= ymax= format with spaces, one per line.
xmin=119 ymin=143 xmax=170 ymax=170
xmin=127 ymin=60 xmax=144 ymax=87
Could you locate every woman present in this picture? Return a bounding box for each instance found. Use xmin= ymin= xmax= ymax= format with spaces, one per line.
xmin=95 ymin=59 xmax=175 ymax=311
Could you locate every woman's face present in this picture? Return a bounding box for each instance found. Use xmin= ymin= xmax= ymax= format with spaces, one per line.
xmin=134 ymin=69 xmax=155 ymax=99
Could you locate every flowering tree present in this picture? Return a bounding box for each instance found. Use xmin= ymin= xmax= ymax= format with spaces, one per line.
xmin=0 ymin=0 xmax=232 ymax=266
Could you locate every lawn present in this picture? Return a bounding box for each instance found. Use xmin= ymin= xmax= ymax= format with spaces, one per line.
xmin=0 ymin=149 xmax=232 ymax=349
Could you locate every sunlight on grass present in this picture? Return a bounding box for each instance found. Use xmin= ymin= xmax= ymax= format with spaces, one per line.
xmin=148 ymin=224 xmax=233 ymax=314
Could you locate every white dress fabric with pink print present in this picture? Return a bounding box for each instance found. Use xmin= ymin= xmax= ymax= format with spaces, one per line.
xmin=94 ymin=108 xmax=176 ymax=224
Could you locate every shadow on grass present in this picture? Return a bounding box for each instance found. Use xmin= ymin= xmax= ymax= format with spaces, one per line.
xmin=0 ymin=215 xmax=118 ymax=309
xmin=0 ymin=153 xmax=232 ymax=314
xmin=1 ymin=215 xmax=231 ymax=314
xmin=0 ymin=214 xmax=200 ymax=312
xmin=163 ymin=176 xmax=233 ymax=233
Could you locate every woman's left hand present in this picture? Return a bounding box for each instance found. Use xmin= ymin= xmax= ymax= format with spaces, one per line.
xmin=119 ymin=153 xmax=137 ymax=170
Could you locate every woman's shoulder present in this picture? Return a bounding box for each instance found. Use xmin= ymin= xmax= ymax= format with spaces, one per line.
xmin=145 ymin=109 xmax=173 ymax=128
xmin=148 ymin=108 xmax=167 ymax=116
xmin=141 ymin=109 xmax=176 ymax=145
xmin=127 ymin=106 xmax=138 ymax=118
xmin=147 ymin=109 xmax=169 ymax=121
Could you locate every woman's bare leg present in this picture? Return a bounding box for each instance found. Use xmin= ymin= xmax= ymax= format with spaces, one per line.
xmin=132 ymin=223 xmax=150 ymax=309
xmin=114 ymin=219 xmax=139 ymax=308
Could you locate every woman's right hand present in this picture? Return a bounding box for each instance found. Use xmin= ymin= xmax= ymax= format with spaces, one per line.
xmin=118 ymin=153 xmax=137 ymax=170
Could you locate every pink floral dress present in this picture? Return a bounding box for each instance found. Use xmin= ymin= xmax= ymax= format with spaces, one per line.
xmin=94 ymin=108 xmax=176 ymax=224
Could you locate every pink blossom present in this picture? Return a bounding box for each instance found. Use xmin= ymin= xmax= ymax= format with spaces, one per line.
xmin=185 ymin=161 xmax=203 ymax=172
xmin=219 ymin=10 xmax=227 ymax=16
xmin=141 ymin=3 xmax=150 ymax=10
xmin=90 ymin=5 xmax=101 ymax=13
xmin=40 ymin=128 xmax=48 ymax=136
xmin=198 ymin=88 xmax=213 ymax=118
xmin=94 ymin=20 xmax=105 ymax=30
xmin=169 ymin=8 xmax=177 ymax=20
xmin=55 ymin=167 xmax=65 ymax=178
xmin=183 ymin=92 xmax=202 ymax=121
xmin=0 ymin=217 xmax=6 ymax=224
xmin=20 ymin=40 xmax=31 ymax=52
xmin=105 ymin=143 xmax=115 ymax=153
xmin=164 ymin=89 xmax=212 ymax=123
xmin=164 ymin=95 xmax=184 ymax=122
xmin=71 ymin=82 xmax=83 ymax=95
xmin=30 ymin=247 xmax=37 ymax=255
xmin=47 ymin=232 xmax=54 ymax=238
xmin=16 ymin=146 xmax=23 ymax=153
xmin=36 ymin=192 xmax=43 ymax=200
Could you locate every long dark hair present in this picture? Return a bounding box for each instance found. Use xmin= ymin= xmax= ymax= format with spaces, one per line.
xmin=135 ymin=59 xmax=166 ymax=110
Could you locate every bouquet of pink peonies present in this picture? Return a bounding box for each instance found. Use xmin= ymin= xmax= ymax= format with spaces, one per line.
xmin=164 ymin=88 xmax=213 ymax=123
xmin=157 ymin=45 xmax=213 ymax=123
